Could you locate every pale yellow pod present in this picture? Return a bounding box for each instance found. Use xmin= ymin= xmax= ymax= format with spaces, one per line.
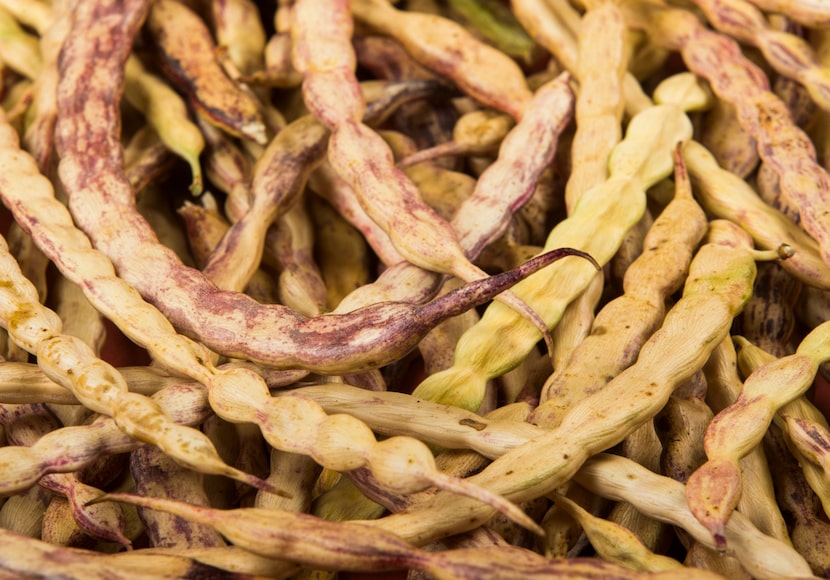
xmin=124 ymin=56 xmax=205 ymax=194
xmin=683 ymin=140 xmax=830 ymax=289
xmin=0 ymin=5 xmax=41 ymax=80
xmin=413 ymin=104 xmax=692 ymax=411
xmin=553 ymin=493 xmax=684 ymax=572
xmin=575 ymin=454 xmax=813 ymax=580
xmin=211 ymin=0 xmax=266 ymax=76
xmin=0 ymin=0 xmax=51 ymax=32
xmin=702 ymin=337 xmax=790 ymax=542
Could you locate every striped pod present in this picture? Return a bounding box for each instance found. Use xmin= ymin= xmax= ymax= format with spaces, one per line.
xmin=377 ymin=220 xmax=770 ymax=544
xmin=146 ymin=0 xmax=267 ymax=144
xmin=765 ymin=423 xmax=830 ymax=576
xmin=623 ymin=0 xmax=830 ymax=270
xmin=41 ymin=496 xmax=92 ymax=548
xmin=413 ymin=104 xmax=691 ymax=411
xmin=332 ymin=73 xmax=574 ymax=315
xmin=734 ymin=336 xmax=830 ymax=518
xmin=203 ymin=115 xmax=328 ymax=292
xmin=531 ymin=145 xmax=706 ymax=427
xmin=682 ymin=140 xmax=828 ymax=288
xmin=744 ymin=0 xmax=830 ymax=29
xmin=687 ymin=316 xmax=830 ymax=546
xmin=130 ymin=445 xmax=225 ymax=548
xmin=47 ymin=0 xmax=581 ymax=375
xmin=0 ymin=229 xmax=270 ymax=491
xmin=688 ymin=0 xmax=830 ymax=111
xmin=270 ymin=203 xmax=329 ymax=317
xmin=293 ymin=0 xmax=566 ymax=357
xmin=700 ymin=97 xmax=759 ymax=178
xmin=702 ymin=338 xmax=790 ymax=542
xmin=0 ymin=403 xmax=129 ymax=545
xmin=308 ymin=159 xmax=406 ymax=267
xmin=90 ymin=493 xmax=725 ymax=579
xmin=19 ymin=0 xmax=69 ymax=173
xmin=0 ymin=529 xmax=246 ymax=579
xmin=350 ymin=0 xmax=533 ymax=120
xmin=575 ymin=454 xmax=814 ymax=579
xmin=0 ymin=381 xmax=211 ymax=496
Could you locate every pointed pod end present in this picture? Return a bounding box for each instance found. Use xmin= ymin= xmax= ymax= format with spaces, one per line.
xmin=685 ymin=458 xmax=742 ymax=551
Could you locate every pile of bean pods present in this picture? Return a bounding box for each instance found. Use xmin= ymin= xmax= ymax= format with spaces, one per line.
xmin=0 ymin=0 xmax=829 ymax=577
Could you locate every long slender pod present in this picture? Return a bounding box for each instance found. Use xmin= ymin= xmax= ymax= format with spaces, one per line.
xmin=379 ymin=220 xmax=772 ymax=542
xmin=50 ymin=0 xmax=569 ymax=373
xmin=686 ymin=318 xmax=830 ymax=546
xmin=412 ymin=104 xmax=691 ymax=410
xmin=291 ymin=0 xmax=568 ymax=357
xmin=624 ymin=0 xmax=830 ymax=269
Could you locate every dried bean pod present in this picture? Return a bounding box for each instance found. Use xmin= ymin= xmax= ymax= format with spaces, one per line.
xmin=280 ymin=383 xmax=544 ymax=459
xmin=575 ymin=454 xmax=813 ymax=580
xmin=43 ymin=0 xmax=581 ymax=376
xmin=564 ymin=0 xmax=628 ymax=211
xmin=123 ymin=56 xmax=204 ymax=194
xmin=744 ymin=0 xmax=830 ymax=30
xmin=308 ymin=195 xmax=371 ymax=309
xmin=0 ymin=529 xmax=242 ymax=579
xmin=210 ymin=0 xmax=266 ymax=77
xmin=0 ymin=484 xmax=49 ymax=538
xmin=293 ymin=0 xmax=563 ymax=354
xmin=0 ymin=230 xmax=270 ymax=492
xmin=91 ymin=493 xmax=723 ymax=579
xmin=0 ymin=5 xmax=41 ymax=80
xmin=41 ymin=496 xmax=92 ymax=548
xmin=624 ymin=0 xmax=830 ymax=269
xmin=414 ymin=105 xmax=691 ymax=411
xmin=532 ymin=146 xmax=705 ymax=426
xmin=202 ymin=114 xmax=328 ymax=292
xmin=687 ymin=315 xmax=830 ymax=546
xmin=130 ymin=445 xmax=225 ymax=548
xmin=146 ymin=0 xmax=266 ymax=144
xmin=378 ymin=220 xmax=765 ymax=545
xmin=270 ymin=203 xmax=329 ymax=317
xmin=20 ymin=0 xmax=69 ymax=173
xmin=0 ymin=380 xmax=211 ymax=496
xmin=397 ymin=110 xmax=514 ymax=168
xmin=350 ymin=0 xmax=532 ymax=119
xmin=124 ymin=126 xmax=177 ymax=194
xmin=683 ymin=140 xmax=829 ymax=288
xmin=765 ymin=424 xmax=830 ymax=577
xmin=308 ymin=160 xmax=405 ymax=267
xmin=688 ymin=0 xmax=830 ymax=110
xmin=0 ymin=0 xmax=51 ymax=31
xmin=0 ymin=403 xmax=130 ymax=546
xmin=702 ymin=338 xmax=790 ymax=542
xmin=700 ymin=98 xmax=759 ymax=178
xmin=553 ymin=493 xmax=684 ymax=572
xmin=734 ymin=336 xmax=830 ymax=518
